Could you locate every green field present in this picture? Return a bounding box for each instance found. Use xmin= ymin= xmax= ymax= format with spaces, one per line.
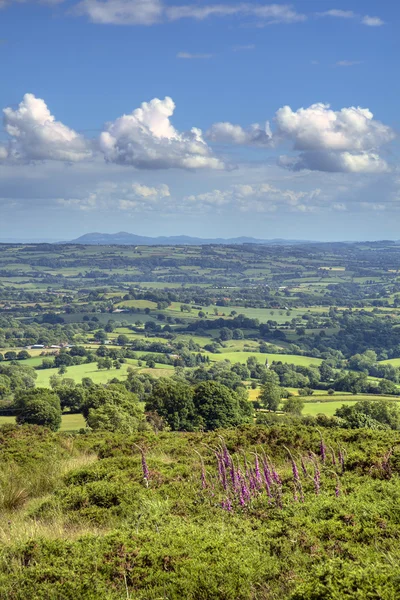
xmin=0 ymin=413 xmax=85 ymax=430
xmin=209 ymin=351 xmax=322 ymax=366
xmin=380 ymin=358 xmax=400 ymax=367
xmin=35 ymin=360 xmax=174 ymax=387
xmin=303 ymin=396 xmax=400 ymax=416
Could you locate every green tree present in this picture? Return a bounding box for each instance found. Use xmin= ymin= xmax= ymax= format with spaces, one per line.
xmin=117 ymin=334 xmax=130 ymax=346
xmin=336 ymin=400 xmax=400 ymax=430
xmin=86 ymin=403 xmax=142 ymax=433
xmin=15 ymin=388 xmax=62 ymax=431
xmin=82 ymin=384 xmax=142 ymax=420
xmin=281 ymin=396 xmax=304 ymax=415
xmin=378 ymin=379 xmax=399 ymax=396
xmin=261 ymin=370 xmax=280 ymax=385
xmin=56 ymin=386 xmax=86 ymax=413
xmin=259 ymin=382 xmax=281 ymax=411
xmin=193 ymin=381 xmax=249 ymax=431
xmin=145 ymin=378 xmax=197 ymax=431
xmin=219 ymin=327 xmax=233 ymax=341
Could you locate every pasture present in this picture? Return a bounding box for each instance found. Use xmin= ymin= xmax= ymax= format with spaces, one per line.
xmin=0 ymin=413 xmax=86 ymax=430
xmin=34 ymin=360 xmax=174 ymax=387
xmin=209 ymin=351 xmax=322 ymax=366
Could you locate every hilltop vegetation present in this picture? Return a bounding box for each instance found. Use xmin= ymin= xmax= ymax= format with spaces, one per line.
xmin=0 ymin=423 xmax=400 ymax=599
xmin=1 ymin=241 xmax=400 ymax=597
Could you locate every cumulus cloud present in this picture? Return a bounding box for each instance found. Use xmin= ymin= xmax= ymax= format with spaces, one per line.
xmin=274 ymin=104 xmax=394 ymax=153
xmin=99 ymin=96 xmax=224 ymax=170
xmin=207 ymin=121 xmax=273 ymax=146
xmin=278 ymin=151 xmax=389 ymax=174
xmin=208 ymin=102 xmax=395 ymax=173
xmin=274 ymin=103 xmax=394 ymax=173
xmin=3 ymin=93 xmax=92 ymax=162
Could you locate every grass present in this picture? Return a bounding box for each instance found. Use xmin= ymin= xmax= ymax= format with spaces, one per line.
xmin=209 ymin=351 xmax=322 ymax=366
xmin=380 ymin=358 xmax=400 ymax=367
xmin=303 ymin=395 xmax=400 ymax=416
xmin=302 ymin=400 xmax=358 ymax=417
xmin=34 ymin=359 xmax=173 ymax=388
xmin=0 ymin=414 xmax=86 ymax=431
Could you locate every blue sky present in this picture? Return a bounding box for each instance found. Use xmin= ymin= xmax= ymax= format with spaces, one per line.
xmin=0 ymin=0 xmax=399 ymax=241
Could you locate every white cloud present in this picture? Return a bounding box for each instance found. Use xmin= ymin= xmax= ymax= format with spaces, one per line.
xmin=3 ymin=93 xmax=92 ymax=162
xmin=185 ymin=182 xmax=321 ymax=213
xmin=275 ymin=103 xmax=393 ymax=152
xmin=74 ymin=1 xmax=306 ymax=26
xmin=317 ymin=10 xmax=355 ymax=19
xmin=166 ymin=3 xmax=306 ymax=23
xmin=232 ymin=44 xmax=255 ymax=51
xmin=207 ymin=121 xmax=273 ymax=145
xmin=361 ymin=15 xmax=384 ymax=27
xmin=1 ymin=0 xmax=63 ymax=8
xmin=0 ymin=145 xmax=8 ymax=160
xmin=207 ymin=102 xmax=395 ymax=173
xmin=99 ymin=96 xmax=224 ymax=170
xmin=335 ymin=60 xmax=362 ymax=67
xmin=74 ymin=0 xmax=163 ymax=25
xmin=177 ymin=52 xmax=213 ymax=59
xmin=278 ymin=151 xmax=389 ymax=174
xmin=57 ymin=180 xmax=170 ymax=212
xmin=317 ymin=9 xmax=384 ymax=27
xmin=274 ymin=103 xmax=394 ymax=173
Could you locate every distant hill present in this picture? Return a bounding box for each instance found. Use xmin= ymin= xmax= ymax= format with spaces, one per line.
xmin=64 ymin=232 xmax=314 ymax=246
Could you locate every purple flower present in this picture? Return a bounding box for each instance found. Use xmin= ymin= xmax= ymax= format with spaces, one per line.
xmin=261 ymin=456 xmax=274 ymax=498
xmin=320 ymin=438 xmax=326 ymax=463
xmin=222 ymin=498 xmax=232 ymax=512
xmin=254 ymin=454 xmax=263 ymax=487
xmin=229 ymin=460 xmax=237 ymax=491
xmin=338 ymin=447 xmax=345 ymax=473
xmin=237 ymin=467 xmax=250 ymax=505
xmin=216 ymin=453 xmax=227 ymax=491
xmin=272 ymin=466 xmax=282 ymax=486
xmin=222 ymin=445 xmax=231 ymax=468
xmin=291 ymin=458 xmax=300 ymax=483
xmin=313 ymin=464 xmax=320 ymax=495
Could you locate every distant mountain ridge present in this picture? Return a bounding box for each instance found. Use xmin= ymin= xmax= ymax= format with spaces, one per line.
xmin=63 ymin=232 xmax=314 ymax=246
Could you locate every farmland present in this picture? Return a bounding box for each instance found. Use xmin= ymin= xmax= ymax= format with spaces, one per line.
xmin=2 ymin=241 xmax=400 ymax=598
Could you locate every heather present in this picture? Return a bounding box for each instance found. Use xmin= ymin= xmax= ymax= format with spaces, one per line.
xmin=0 ymin=422 xmax=400 ymax=599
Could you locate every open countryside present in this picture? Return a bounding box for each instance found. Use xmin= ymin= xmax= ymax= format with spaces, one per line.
xmin=3 ymin=241 xmax=400 ymax=599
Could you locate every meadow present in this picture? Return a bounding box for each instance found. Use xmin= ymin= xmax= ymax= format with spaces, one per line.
xmin=210 ymin=351 xmax=322 ymax=366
